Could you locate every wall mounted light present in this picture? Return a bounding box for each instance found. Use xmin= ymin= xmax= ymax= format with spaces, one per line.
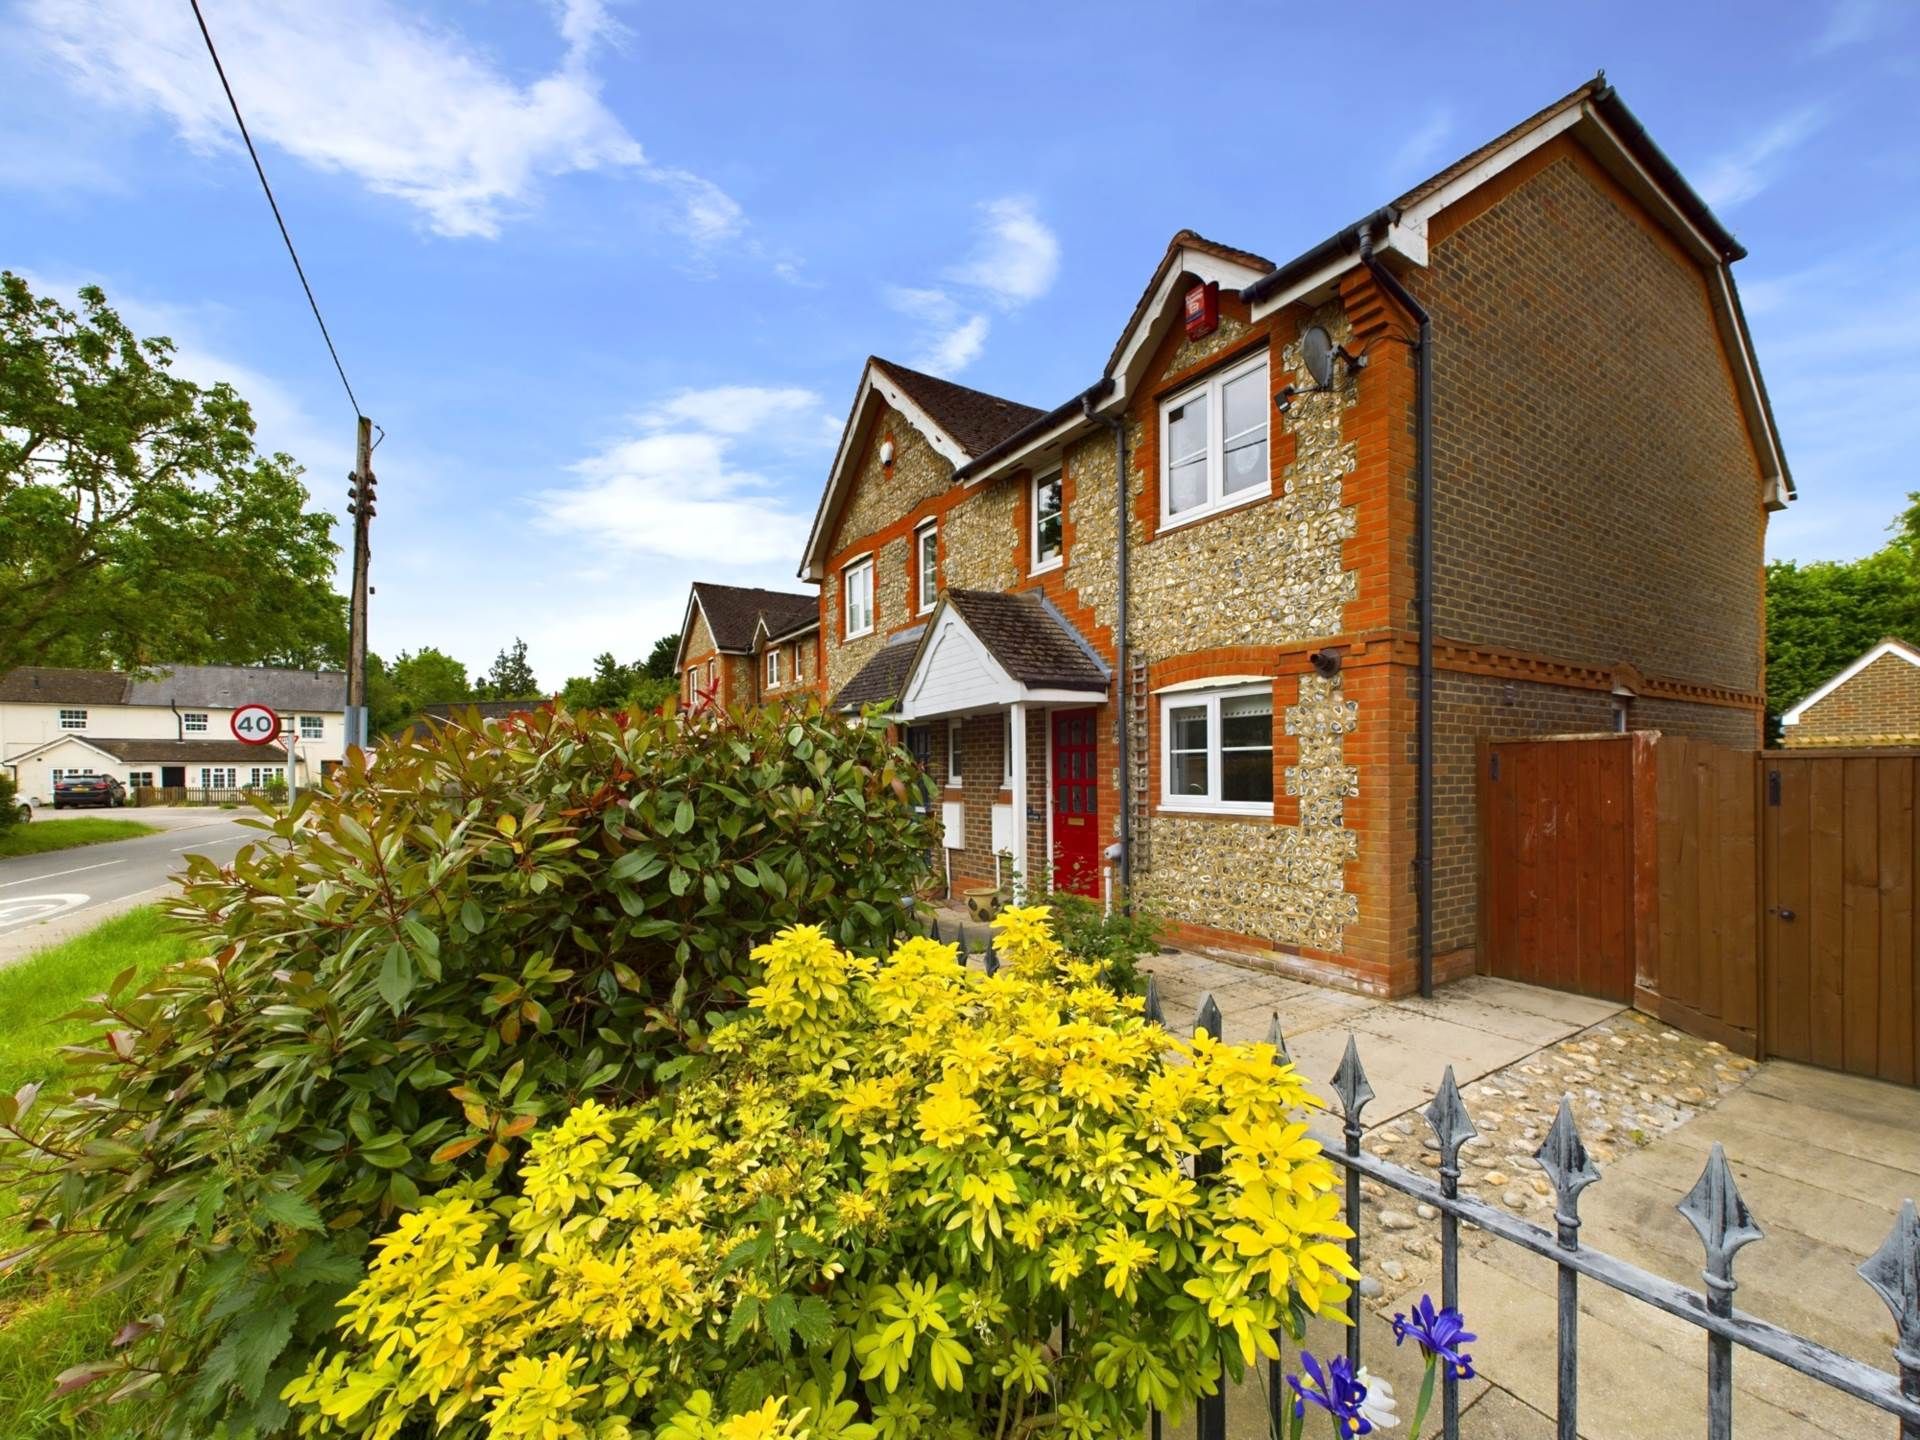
xmin=879 ymin=438 xmax=896 ymax=467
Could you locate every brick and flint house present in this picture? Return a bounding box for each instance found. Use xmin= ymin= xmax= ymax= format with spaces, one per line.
xmin=674 ymin=582 xmax=821 ymax=713
xmin=1780 ymin=639 xmax=1920 ymax=748
xmin=688 ymin=79 xmax=1789 ymax=997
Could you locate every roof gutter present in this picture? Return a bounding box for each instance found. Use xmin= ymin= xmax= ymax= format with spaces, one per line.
xmin=953 ymin=378 xmax=1114 ymax=485
xmin=1239 ymin=206 xmax=1400 ymax=306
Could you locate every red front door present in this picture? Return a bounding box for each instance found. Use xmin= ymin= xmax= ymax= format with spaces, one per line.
xmin=1050 ymin=708 xmax=1100 ymax=898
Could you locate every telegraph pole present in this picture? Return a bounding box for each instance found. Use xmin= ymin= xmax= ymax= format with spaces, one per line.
xmin=343 ymin=415 xmax=375 ymax=755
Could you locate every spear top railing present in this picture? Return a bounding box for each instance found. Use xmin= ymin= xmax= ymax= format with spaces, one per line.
xmin=1194 ymin=992 xmax=1222 ymax=1042
xmin=1535 ymin=1097 xmax=1601 ymax=1241
xmin=1266 ymin=1012 xmax=1291 ymax=1066
xmin=1862 ymin=1199 xmax=1920 ymax=1369
xmin=1425 ymin=1064 xmax=1478 ymax=1187
xmin=1677 ymin=1142 xmax=1764 ymax=1306
xmin=1331 ymin=1033 xmax=1374 ymax=1132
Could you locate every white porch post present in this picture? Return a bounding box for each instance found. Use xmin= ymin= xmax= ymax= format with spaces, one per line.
xmin=1009 ymin=701 xmax=1028 ymax=902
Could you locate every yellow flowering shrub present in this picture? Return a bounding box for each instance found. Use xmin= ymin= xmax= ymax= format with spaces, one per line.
xmin=284 ymin=908 xmax=1355 ymax=1440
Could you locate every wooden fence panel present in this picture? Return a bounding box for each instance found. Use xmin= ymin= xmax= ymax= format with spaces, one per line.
xmin=1762 ymin=751 xmax=1920 ymax=1086
xmin=1649 ymin=737 xmax=1759 ymax=1053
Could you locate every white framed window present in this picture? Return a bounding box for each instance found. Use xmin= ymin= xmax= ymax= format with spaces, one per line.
xmin=1002 ymin=712 xmax=1014 ymax=787
xmin=1159 ymin=684 xmax=1275 ymax=815
xmin=1160 ymin=351 xmax=1270 ymax=527
xmin=127 ymin=771 xmax=153 ymax=789
xmin=200 ymin=766 xmax=237 ymax=789
xmin=300 ymin=715 xmax=324 ymax=740
xmin=183 ymin=712 xmax=208 ymax=733
xmin=766 ymin=647 xmax=782 ymax=688
xmin=1032 ymin=471 xmax=1063 ymax=573
xmin=249 ymin=765 xmax=275 ymax=787
xmin=843 ymin=556 xmax=874 ymax=639
xmin=947 ymin=719 xmax=963 ymax=786
xmin=58 ymin=708 xmax=86 ymax=730
xmin=916 ymin=520 xmax=939 ymax=612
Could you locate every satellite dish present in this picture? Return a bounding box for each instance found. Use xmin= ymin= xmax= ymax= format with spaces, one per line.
xmin=1301 ymin=326 xmax=1336 ymax=390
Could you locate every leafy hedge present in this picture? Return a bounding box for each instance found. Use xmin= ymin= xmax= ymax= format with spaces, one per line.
xmin=281 ymin=909 xmax=1355 ymax=1440
xmin=0 ymin=700 xmax=937 ymax=1437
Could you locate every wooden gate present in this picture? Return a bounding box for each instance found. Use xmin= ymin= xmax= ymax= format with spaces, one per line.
xmin=1761 ymin=751 xmax=1919 ymax=1086
xmin=1478 ymin=735 xmax=1639 ymax=1001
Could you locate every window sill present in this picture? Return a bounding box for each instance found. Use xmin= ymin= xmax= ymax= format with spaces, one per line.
xmin=844 ymin=625 xmax=875 ymax=642
xmin=1157 ymin=485 xmax=1271 ymax=536
xmin=1156 ymin=801 xmax=1275 ymax=820
xmin=1030 ymin=556 xmax=1064 ymax=577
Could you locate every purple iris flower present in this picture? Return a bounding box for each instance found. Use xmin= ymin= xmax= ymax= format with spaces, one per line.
xmin=1289 ymin=1350 xmax=1377 ymax=1436
xmin=1391 ymin=1295 xmax=1477 ymax=1381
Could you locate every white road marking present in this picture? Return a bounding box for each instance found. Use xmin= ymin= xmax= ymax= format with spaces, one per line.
xmin=0 ymin=859 xmax=124 ymax=890
xmin=0 ymin=893 xmax=91 ymax=929
xmin=171 ymin=832 xmax=247 ymax=852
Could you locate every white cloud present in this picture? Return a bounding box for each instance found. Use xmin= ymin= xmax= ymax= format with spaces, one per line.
xmin=1696 ymin=106 xmax=1827 ymax=209
xmin=18 ymin=0 xmax=741 ymax=244
xmin=1816 ymin=0 xmax=1892 ymax=53
xmin=533 ymin=383 xmax=831 ymax=566
xmin=883 ymin=199 xmax=1055 ymax=377
xmin=945 ymin=197 xmax=1060 ymax=309
xmin=1388 ymin=107 xmax=1454 ymax=180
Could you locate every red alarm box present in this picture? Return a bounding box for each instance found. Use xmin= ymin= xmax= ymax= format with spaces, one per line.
xmin=1183 ymin=280 xmax=1220 ymax=340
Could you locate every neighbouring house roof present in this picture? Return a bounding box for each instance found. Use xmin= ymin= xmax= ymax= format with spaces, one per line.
xmin=942 ymin=590 xmax=1110 ymax=692
xmin=831 ymin=632 xmax=924 ymax=713
xmin=756 ymin=610 xmax=820 ymax=646
xmin=385 ymin=698 xmax=545 ymax=743
xmin=0 ymin=664 xmax=346 ymax=712
xmin=799 ymin=358 xmax=1046 ymax=581
xmin=1780 ymin=638 xmax=1920 ymax=727
xmin=875 ymin=361 xmax=1047 ymax=459
xmin=681 ymin=583 xmax=820 ymax=659
xmin=6 ymin=735 xmax=275 ymax=766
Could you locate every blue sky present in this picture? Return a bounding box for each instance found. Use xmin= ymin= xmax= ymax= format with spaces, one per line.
xmin=3 ymin=0 xmax=1915 ymax=687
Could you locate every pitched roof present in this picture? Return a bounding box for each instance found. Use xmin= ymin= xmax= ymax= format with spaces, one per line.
xmin=384 ymin=699 xmax=546 ymax=742
xmin=0 ymin=664 xmax=345 ymax=711
xmin=870 ymin=360 xmax=1047 ymax=458
xmin=831 ymin=632 xmax=923 ymax=712
xmin=0 ymin=666 xmax=132 ymax=704
xmin=943 ymin=590 xmax=1110 ymax=691
xmin=690 ymin=583 xmax=820 ymax=654
xmin=1102 ymin=229 xmax=1278 ymax=380
xmin=1781 ymin=638 xmax=1920 ymax=726
xmin=86 ymin=737 xmax=276 ymax=764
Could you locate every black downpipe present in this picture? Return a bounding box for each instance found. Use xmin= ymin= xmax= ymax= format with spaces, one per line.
xmin=1356 ymin=230 xmax=1436 ymax=998
xmin=1084 ymin=395 xmax=1131 ymax=897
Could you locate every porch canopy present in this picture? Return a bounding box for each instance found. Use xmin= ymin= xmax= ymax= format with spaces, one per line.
xmin=896 ymin=589 xmax=1109 ymax=891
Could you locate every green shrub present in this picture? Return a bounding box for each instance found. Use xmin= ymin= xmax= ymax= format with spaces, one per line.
xmin=281 ymin=909 xmax=1354 ymax=1440
xmin=0 ymin=773 xmax=21 ymax=833
xmin=1035 ymin=886 xmax=1162 ymax=995
xmin=0 ymin=700 xmax=936 ymax=1437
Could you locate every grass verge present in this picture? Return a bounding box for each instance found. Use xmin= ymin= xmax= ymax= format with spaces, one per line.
xmin=0 ymin=819 xmax=157 ymax=858
xmin=0 ymin=907 xmax=193 ymax=1436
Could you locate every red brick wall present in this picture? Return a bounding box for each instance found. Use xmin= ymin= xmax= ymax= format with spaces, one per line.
xmin=1785 ymin=651 xmax=1920 ymax=746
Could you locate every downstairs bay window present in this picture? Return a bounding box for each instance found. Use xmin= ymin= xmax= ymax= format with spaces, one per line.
xmin=1159 ymin=684 xmax=1274 ymax=815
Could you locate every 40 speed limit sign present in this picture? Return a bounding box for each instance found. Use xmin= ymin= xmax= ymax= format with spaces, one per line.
xmin=231 ymin=703 xmax=282 ymax=745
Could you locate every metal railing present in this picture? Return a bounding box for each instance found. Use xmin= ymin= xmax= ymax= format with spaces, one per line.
xmin=1143 ymin=979 xmax=1920 ymax=1440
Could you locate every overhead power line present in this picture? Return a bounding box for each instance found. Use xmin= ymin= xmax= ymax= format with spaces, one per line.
xmin=187 ymin=0 xmax=364 ymax=422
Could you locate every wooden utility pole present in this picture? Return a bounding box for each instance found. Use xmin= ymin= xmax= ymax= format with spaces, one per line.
xmin=343 ymin=415 xmax=374 ymax=756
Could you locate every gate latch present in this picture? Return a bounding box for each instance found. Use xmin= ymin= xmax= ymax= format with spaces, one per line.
xmin=1767 ymin=906 xmax=1797 ymax=921
xmin=1767 ymin=769 xmax=1782 ymax=806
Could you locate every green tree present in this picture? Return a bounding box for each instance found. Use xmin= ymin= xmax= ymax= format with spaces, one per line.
xmin=389 ymin=646 xmax=471 ymax=707
xmin=644 ymin=630 xmax=681 ymax=680
xmin=478 ymin=636 xmax=540 ymax=698
xmin=0 ymin=272 xmax=344 ymax=675
xmin=560 ymin=651 xmax=640 ymax=709
xmin=1765 ymin=497 xmax=1920 ymax=737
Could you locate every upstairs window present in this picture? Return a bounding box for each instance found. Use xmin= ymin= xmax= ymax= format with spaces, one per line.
xmin=59 ymin=708 xmax=86 ymax=730
xmin=1160 ymin=684 xmax=1274 ymax=815
xmin=183 ymin=712 xmax=209 ymax=733
xmin=843 ymin=556 xmax=874 ymax=639
xmin=1032 ymin=471 xmax=1063 ymax=572
xmin=1161 ymin=351 xmax=1270 ymax=526
xmin=916 ymin=520 xmax=939 ymax=613
xmin=300 ymin=715 xmax=324 ymax=740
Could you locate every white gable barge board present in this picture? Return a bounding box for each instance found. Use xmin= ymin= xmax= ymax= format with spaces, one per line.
xmin=896 ymin=601 xmax=1108 ymax=722
xmin=800 ymin=362 xmax=974 ymax=582
xmin=1781 ymin=640 xmax=1920 ymax=728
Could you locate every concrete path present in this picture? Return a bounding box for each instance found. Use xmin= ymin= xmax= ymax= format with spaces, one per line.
xmin=0 ymin=808 xmax=256 ymax=965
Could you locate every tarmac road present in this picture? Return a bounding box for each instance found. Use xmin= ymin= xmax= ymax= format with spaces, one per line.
xmin=0 ymin=809 xmax=257 ymax=964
